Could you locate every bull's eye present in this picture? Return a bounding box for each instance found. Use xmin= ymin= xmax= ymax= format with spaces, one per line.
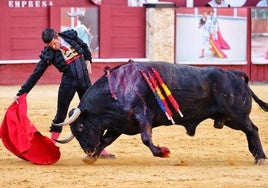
xmin=77 ymin=123 xmax=84 ymax=132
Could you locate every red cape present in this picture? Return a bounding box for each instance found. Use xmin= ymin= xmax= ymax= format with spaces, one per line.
xmin=217 ymin=31 xmax=231 ymax=50
xmin=0 ymin=94 xmax=60 ymax=165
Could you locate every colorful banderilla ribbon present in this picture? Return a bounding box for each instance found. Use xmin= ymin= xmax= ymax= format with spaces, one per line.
xmin=148 ymin=72 xmax=175 ymax=124
xmin=151 ymin=67 xmax=184 ymax=118
xmin=139 ymin=69 xmax=174 ymax=124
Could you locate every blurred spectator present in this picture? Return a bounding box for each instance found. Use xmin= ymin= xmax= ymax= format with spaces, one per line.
xmin=256 ymin=0 xmax=268 ymax=6
xmin=206 ymin=0 xmax=230 ymax=7
xmin=66 ymin=8 xmax=99 ymax=58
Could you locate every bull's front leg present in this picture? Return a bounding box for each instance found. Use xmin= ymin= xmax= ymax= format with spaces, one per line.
xmin=136 ymin=114 xmax=170 ymax=158
xmin=94 ymin=128 xmax=122 ymax=158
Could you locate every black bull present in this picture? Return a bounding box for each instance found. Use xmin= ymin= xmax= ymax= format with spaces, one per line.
xmin=55 ymin=61 xmax=268 ymax=164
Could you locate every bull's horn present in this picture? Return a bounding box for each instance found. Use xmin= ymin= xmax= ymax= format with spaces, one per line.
xmin=55 ymin=133 xmax=74 ymax=144
xmin=53 ymin=108 xmax=81 ymax=127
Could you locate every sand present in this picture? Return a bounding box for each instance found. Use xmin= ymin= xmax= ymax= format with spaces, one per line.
xmin=1 ymin=84 xmax=268 ymax=188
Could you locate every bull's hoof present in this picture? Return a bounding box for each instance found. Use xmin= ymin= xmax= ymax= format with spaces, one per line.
xmin=255 ymin=158 xmax=265 ymax=165
xmin=213 ymin=120 xmax=224 ymax=129
xmin=156 ymin=146 xmax=170 ymax=157
xmin=82 ymin=155 xmax=97 ymax=164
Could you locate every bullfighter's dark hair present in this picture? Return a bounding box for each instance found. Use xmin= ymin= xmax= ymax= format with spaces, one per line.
xmin=42 ymin=28 xmax=57 ymax=43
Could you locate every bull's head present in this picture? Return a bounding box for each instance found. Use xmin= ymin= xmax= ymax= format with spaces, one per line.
xmin=54 ymin=108 xmax=103 ymax=159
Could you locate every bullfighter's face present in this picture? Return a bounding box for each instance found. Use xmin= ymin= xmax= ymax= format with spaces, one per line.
xmin=47 ymin=35 xmax=61 ymax=50
xmin=215 ymin=0 xmax=222 ymax=5
xmin=69 ymin=115 xmax=102 ymax=158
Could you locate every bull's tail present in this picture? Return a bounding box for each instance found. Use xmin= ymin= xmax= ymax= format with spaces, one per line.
xmin=251 ymin=89 xmax=268 ymax=112
xmin=229 ymin=69 xmax=268 ymax=112
xmin=229 ymin=69 xmax=249 ymax=84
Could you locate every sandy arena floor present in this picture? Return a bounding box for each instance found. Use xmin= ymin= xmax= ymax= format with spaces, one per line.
xmin=1 ymin=84 xmax=268 ymax=188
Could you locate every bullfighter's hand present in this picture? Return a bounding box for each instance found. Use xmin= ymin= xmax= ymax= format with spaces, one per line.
xmin=14 ymin=95 xmax=19 ymax=104
xmin=85 ymin=60 xmax=92 ymax=74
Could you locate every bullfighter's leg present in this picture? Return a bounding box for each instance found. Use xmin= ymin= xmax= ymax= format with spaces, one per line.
xmin=225 ymin=118 xmax=266 ymax=164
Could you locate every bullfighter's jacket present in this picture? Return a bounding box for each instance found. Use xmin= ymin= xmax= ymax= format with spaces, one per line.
xmin=17 ymin=29 xmax=92 ymax=96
